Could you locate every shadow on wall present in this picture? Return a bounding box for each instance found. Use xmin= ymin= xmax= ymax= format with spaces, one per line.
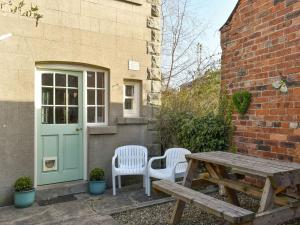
xmin=0 ymin=101 xmax=160 ymax=206
xmin=0 ymin=101 xmax=35 ymax=206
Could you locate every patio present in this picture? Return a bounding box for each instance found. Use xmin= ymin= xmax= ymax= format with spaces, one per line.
xmin=0 ymin=184 xmax=172 ymax=225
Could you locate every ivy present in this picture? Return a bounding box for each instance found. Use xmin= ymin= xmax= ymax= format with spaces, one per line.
xmin=0 ymin=0 xmax=43 ymax=26
xmin=232 ymin=90 xmax=252 ymax=116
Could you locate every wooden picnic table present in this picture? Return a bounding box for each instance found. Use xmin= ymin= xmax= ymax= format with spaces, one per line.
xmin=153 ymin=151 xmax=300 ymax=225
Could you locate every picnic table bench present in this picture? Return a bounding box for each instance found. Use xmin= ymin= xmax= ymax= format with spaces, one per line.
xmin=153 ymin=151 xmax=300 ymax=225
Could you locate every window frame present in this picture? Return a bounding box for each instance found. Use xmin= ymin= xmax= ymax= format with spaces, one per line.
xmin=85 ymin=70 xmax=109 ymax=126
xmin=123 ymin=81 xmax=140 ymax=118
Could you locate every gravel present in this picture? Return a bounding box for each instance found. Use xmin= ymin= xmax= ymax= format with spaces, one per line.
xmin=112 ymin=192 xmax=300 ymax=225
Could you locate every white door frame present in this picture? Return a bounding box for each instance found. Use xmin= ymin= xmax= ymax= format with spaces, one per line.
xmin=34 ymin=64 xmax=109 ymax=187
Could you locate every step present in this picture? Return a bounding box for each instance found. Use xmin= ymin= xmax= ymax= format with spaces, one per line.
xmin=153 ymin=180 xmax=255 ymax=224
xmin=36 ymin=180 xmax=88 ymax=201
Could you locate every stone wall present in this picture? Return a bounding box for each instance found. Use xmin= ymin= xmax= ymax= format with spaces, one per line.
xmin=221 ymin=0 xmax=300 ymax=161
xmin=0 ymin=0 xmax=161 ymax=206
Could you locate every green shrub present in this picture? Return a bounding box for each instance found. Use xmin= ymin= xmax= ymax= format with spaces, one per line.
xmin=89 ymin=168 xmax=105 ymax=181
xmin=14 ymin=176 xmax=33 ymax=192
xmin=159 ymin=70 xmax=222 ymax=150
xmin=176 ymin=113 xmax=231 ymax=153
xmin=232 ymin=90 xmax=252 ymax=115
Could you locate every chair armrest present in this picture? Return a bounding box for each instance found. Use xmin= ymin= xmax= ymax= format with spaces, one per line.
xmin=148 ymin=155 xmax=166 ymax=170
xmin=112 ymin=154 xmax=118 ymax=169
xmin=172 ymin=161 xmax=188 ymax=177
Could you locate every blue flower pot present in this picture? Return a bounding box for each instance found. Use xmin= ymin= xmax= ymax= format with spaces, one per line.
xmin=14 ymin=189 xmax=35 ymax=208
xmin=89 ymin=181 xmax=106 ymax=195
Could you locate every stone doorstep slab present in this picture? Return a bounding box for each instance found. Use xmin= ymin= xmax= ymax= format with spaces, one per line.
xmin=36 ymin=180 xmax=88 ymax=201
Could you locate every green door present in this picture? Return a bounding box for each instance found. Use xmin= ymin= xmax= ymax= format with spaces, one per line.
xmin=37 ymin=70 xmax=83 ymax=185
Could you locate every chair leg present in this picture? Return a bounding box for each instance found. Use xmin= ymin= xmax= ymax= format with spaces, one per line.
xmin=113 ymin=175 xmax=116 ymax=196
xmin=118 ymin=176 xmax=121 ymax=189
xmin=143 ymin=175 xmax=147 ymax=195
xmin=147 ymin=176 xmax=151 ymax=196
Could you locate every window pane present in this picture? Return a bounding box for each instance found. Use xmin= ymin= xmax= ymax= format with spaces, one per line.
xmin=55 ymin=107 xmax=66 ymax=124
xmin=87 ymin=107 xmax=95 ymax=123
xmin=124 ymin=99 xmax=133 ymax=110
xmin=68 ymin=89 xmax=78 ymax=105
xmin=68 ymin=75 xmax=78 ymax=88
xmin=55 ymin=88 xmax=66 ymax=105
xmin=42 ymin=73 xmax=53 ymax=86
xmin=55 ymin=73 xmax=66 ymax=87
xmin=68 ymin=107 xmax=78 ymax=124
xmin=42 ymin=88 xmax=53 ymax=105
xmin=97 ymin=72 xmax=105 ymax=88
xmin=97 ymin=90 xmax=105 ymax=106
xmin=87 ymin=71 xmax=95 ymax=88
xmin=97 ymin=107 xmax=105 ymax=123
xmin=125 ymin=85 xmax=134 ymax=97
xmin=87 ymin=89 xmax=95 ymax=105
xmin=42 ymin=107 xmax=53 ymax=124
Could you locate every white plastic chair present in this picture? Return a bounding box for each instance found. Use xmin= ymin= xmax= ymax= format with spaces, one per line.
xmin=147 ymin=148 xmax=191 ymax=196
xmin=112 ymin=145 xmax=148 ymax=195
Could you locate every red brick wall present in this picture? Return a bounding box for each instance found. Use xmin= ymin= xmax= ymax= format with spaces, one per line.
xmin=221 ymin=0 xmax=300 ymax=162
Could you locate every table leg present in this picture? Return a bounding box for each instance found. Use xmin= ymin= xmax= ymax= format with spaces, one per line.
xmin=171 ymin=159 xmax=198 ymax=225
xmin=205 ymin=163 xmax=240 ymax=206
xmin=258 ymin=177 xmax=274 ymax=213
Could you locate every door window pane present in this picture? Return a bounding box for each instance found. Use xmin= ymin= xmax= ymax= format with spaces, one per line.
xmin=42 ymin=107 xmax=53 ymax=124
xmin=125 ymin=85 xmax=134 ymax=97
xmin=42 ymin=73 xmax=53 ymax=86
xmin=69 ymin=89 xmax=78 ymax=105
xmin=68 ymin=75 xmax=78 ymax=88
xmin=68 ymin=107 xmax=78 ymax=124
xmin=42 ymin=88 xmax=53 ymax=105
xmin=87 ymin=90 xmax=95 ymax=105
xmin=55 ymin=88 xmax=66 ymax=105
xmin=55 ymin=107 xmax=66 ymax=124
xmin=87 ymin=72 xmax=95 ymax=88
xmin=55 ymin=73 xmax=66 ymax=87
xmin=97 ymin=72 xmax=105 ymax=88
xmin=87 ymin=107 xmax=95 ymax=123
xmin=97 ymin=90 xmax=105 ymax=106
xmin=125 ymin=99 xmax=133 ymax=110
xmin=97 ymin=107 xmax=105 ymax=123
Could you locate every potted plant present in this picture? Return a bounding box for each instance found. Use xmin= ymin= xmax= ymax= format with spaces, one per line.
xmin=14 ymin=176 xmax=35 ymax=208
xmin=89 ymin=168 xmax=106 ymax=195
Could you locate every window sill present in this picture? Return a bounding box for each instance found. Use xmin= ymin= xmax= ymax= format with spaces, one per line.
xmin=116 ymin=0 xmax=142 ymax=5
xmin=88 ymin=126 xmax=117 ymax=135
xmin=117 ymin=117 xmax=148 ymax=125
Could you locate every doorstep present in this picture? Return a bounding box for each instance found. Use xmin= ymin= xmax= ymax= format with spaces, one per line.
xmin=36 ymin=180 xmax=88 ymax=202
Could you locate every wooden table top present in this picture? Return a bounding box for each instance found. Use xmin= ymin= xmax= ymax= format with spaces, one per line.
xmin=187 ymin=151 xmax=300 ymax=177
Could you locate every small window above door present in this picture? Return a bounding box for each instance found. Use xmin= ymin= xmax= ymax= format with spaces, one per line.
xmin=123 ymin=81 xmax=140 ymax=118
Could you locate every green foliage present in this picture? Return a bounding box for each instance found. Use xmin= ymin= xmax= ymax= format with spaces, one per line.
xmin=14 ymin=176 xmax=33 ymax=192
xmin=232 ymin=90 xmax=252 ymax=116
xmin=158 ymin=70 xmax=234 ymax=152
xmin=89 ymin=168 xmax=105 ymax=181
xmin=177 ymin=113 xmax=231 ymax=152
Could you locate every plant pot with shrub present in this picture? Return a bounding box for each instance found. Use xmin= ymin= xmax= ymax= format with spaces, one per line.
xmin=14 ymin=176 xmax=35 ymax=208
xmin=89 ymin=168 xmax=106 ymax=195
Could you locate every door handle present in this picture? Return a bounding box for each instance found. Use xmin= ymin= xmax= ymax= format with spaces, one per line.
xmin=76 ymin=128 xmax=83 ymax=131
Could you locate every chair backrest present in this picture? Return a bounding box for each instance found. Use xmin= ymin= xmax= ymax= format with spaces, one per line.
xmin=115 ymin=145 xmax=148 ymax=168
xmin=165 ymin=148 xmax=191 ymax=169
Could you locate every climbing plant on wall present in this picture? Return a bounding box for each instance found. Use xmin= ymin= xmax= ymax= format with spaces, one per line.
xmin=0 ymin=0 xmax=42 ymax=26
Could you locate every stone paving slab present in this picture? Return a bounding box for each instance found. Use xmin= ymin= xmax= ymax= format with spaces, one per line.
xmin=0 ymin=184 xmax=166 ymax=225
